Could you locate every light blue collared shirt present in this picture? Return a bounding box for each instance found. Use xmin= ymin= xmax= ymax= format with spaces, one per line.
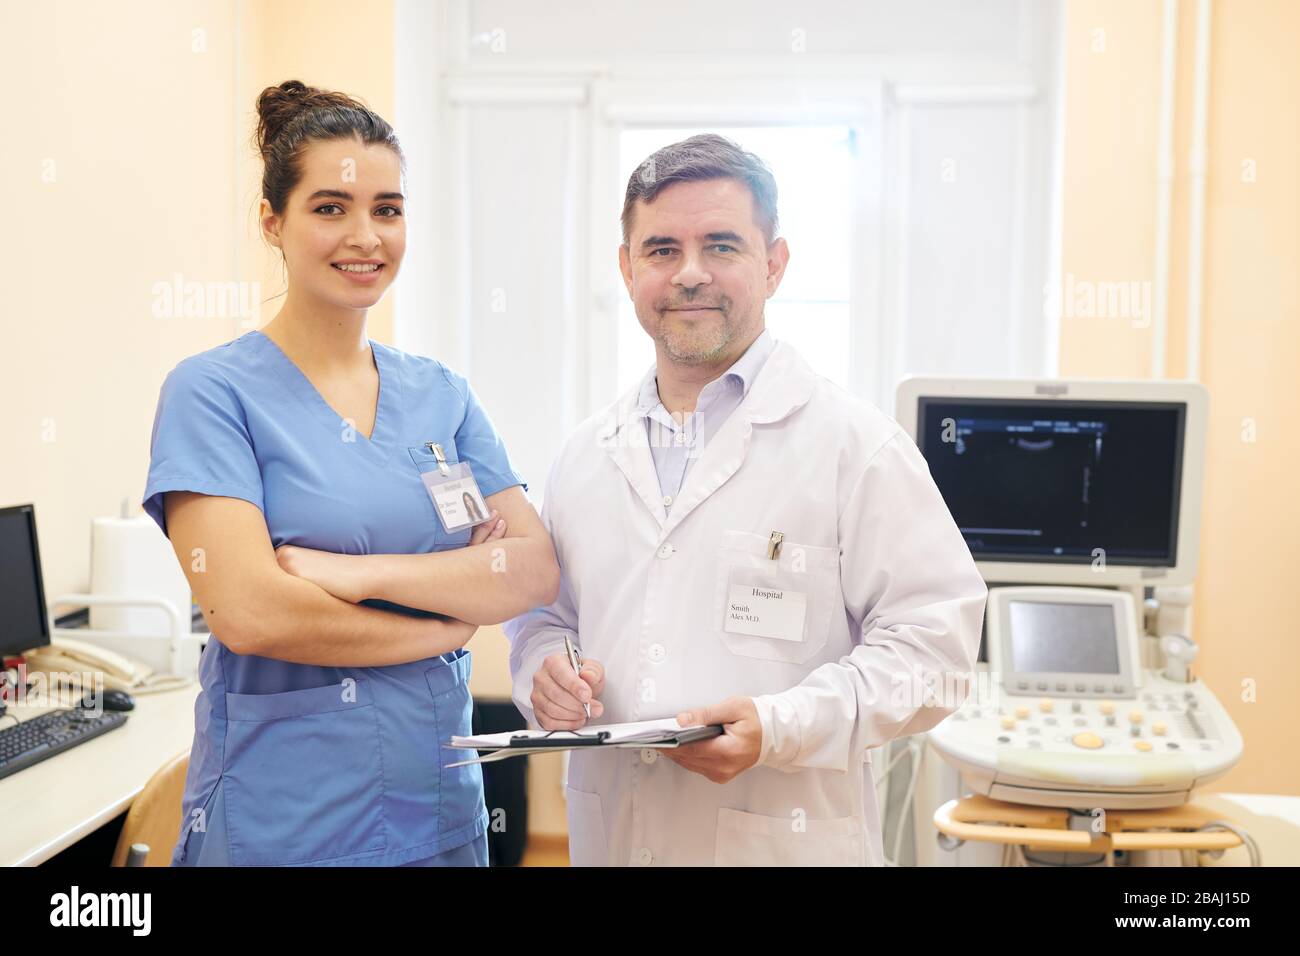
xmin=633 ymin=329 xmax=776 ymax=508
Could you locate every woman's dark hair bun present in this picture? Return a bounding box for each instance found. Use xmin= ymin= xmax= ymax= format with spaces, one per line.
xmin=255 ymin=80 xmax=371 ymax=158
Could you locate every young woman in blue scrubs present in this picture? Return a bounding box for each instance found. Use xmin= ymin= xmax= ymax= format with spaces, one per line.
xmin=142 ymin=81 xmax=560 ymax=866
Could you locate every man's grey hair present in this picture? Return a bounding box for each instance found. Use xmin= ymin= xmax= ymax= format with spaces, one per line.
xmin=620 ymin=133 xmax=779 ymax=245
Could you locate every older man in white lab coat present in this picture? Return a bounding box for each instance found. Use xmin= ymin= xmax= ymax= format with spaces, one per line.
xmin=504 ymin=134 xmax=987 ymax=866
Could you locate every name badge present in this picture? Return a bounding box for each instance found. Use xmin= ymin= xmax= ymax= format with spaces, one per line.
xmin=420 ymin=463 xmax=492 ymax=534
xmin=724 ymin=585 xmax=807 ymax=642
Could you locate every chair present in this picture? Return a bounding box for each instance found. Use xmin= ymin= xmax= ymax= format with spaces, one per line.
xmin=110 ymin=751 xmax=189 ymax=866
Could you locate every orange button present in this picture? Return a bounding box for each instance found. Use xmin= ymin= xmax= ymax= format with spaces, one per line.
xmin=1072 ymin=732 xmax=1105 ymax=750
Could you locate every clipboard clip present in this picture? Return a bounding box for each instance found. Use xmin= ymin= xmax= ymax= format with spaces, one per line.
xmin=425 ymin=441 xmax=451 ymax=476
xmin=509 ymin=730 xmax=611 ymax=748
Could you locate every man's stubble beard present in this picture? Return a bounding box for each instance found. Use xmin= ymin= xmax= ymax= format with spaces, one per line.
xmin=648 ymin=297 xmax=750 ymax=366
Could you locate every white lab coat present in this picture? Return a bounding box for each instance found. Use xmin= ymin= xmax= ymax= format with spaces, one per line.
xmin=505 ymin=341 xmax=987 ymax=866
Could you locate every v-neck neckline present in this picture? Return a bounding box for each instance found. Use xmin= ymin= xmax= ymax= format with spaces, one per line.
xmin=252 ymin=329 xmax=400 ymax=458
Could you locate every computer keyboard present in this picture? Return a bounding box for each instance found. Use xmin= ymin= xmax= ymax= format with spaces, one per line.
xmin=0 ymin=708 xmax=128 ymax=781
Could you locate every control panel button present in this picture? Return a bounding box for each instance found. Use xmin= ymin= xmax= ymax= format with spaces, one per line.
xmin=1152 ymin=721 xmax=1167 ymax=736
xmin=1072 ymin=732 xmax=1104 ymax=749
xmin=1039 ymin=698 xmax=1054 ymax=713
xmin=1099 ymin=701 xmax=1115 ymax=716
xmin=1014 ymin=706 xmax=1030 ymax=720
xmin=1134 ymin=740 xmax=1153 ymax=752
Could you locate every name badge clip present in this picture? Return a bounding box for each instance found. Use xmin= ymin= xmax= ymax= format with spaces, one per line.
xmin=426 ymin=441 xmax=451 ymax=476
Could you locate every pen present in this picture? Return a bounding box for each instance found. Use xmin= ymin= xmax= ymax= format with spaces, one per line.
xmin=563 ymin=635 xmax=592 ymax=720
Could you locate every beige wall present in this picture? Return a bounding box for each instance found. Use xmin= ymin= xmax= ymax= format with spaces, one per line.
xmin=1062 ymin=0 xmax=1299 ymax=794
xmin=3 ymin=0 xmax=243 ymax=606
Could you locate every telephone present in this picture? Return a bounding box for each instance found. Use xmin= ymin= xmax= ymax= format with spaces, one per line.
xmin=22 ymin=636 xmax=192 ymax=694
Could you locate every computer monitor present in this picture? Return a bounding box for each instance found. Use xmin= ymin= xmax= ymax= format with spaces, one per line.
xmin=894 ymin=378 xmax=1207 ymax=587
xmin=0 ymin=504 xmax=52 ymax=657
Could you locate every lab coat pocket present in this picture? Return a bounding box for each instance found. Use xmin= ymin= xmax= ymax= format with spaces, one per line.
xmin=563 ymin=786 xmax=609 ymax=866
xmin=715 ymin=530 xmax=839 ymax=664
xmin=714 ymin=807 xmax=866 ymax=867
xmin=223 ymin=679 xmax=387 ymax=866
xmin=427 ymin=652 xmax=486 ymax=836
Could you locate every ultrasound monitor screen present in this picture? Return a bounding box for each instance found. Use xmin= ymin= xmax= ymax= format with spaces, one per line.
xmin=916 ymin=398 xmax=1184 ymax=566
xmin=1008 ymin=601 xmax=1120 ymax=674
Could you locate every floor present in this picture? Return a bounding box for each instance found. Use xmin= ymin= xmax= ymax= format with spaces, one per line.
xmin=519 ymin=834 xmax=569 ymax=867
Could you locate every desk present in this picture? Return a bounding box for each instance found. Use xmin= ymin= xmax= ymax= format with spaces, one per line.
xmin=0 ymin=683 xmax=200 ymax=866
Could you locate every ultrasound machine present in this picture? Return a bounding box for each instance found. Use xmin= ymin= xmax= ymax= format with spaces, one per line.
xmin=892 ymin=378 xmax=1244 ymax=866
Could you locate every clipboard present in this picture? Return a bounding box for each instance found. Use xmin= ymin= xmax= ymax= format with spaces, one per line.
xmin=445 ymin=720 xmax=725 ymax=767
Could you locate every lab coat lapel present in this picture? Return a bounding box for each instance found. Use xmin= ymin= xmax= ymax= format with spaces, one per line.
xmin=661 ymin=343 xmax=817 ymax=537
xmin=597 ymin=388 xmax=668 ymax=527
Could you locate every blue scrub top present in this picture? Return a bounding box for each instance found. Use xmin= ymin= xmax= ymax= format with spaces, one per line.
xmin=142 ymin=330 xmax=525 ymax=866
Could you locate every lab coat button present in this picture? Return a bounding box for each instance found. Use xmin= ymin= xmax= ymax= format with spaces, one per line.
xmin=674 ymin=432 xmax=687 ymax=445
xmin=647 ymin=643 xmax=666 ymax=662
xmin=640 ymin=748 xmax=658 ymax=764
xmin=634 ymin=847 xmax=653 ymax=866
xmin=656 ymin=544 xmax=675 ymax=559
xmin=662 ymin=495 xmax=673 ymax=507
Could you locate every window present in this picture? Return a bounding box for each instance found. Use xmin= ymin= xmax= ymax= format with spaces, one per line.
xmin=616 ymin=126 xmax=857 ymax=395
